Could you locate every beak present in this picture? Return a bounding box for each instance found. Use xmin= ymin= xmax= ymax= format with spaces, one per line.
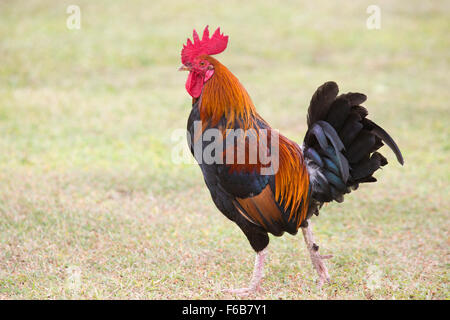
xmin=178 ymin=65 xmax=190 ymax=71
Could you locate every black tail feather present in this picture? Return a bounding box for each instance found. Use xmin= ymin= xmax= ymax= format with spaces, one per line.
xmin=303 ymin=82 xmax=404 ymax=204
xmin=363 ymin=119 xmax=404 ymax=165
xmin=351 ymin=152 xmax=387 ymax=181
xmin=326 ymin=97 xmax=351 ymax=132
xmin=346 ymin=130 xmax=375 ymax=163
xmin=307 ymin=81 xmax=339 ymax=127
xmin=338 ymin=92 xmax=367 ymax=106
xmin=307 ymin=121 xmax=349 ymax=183
xmin=339 ymin=112 xmax=364 ymax=146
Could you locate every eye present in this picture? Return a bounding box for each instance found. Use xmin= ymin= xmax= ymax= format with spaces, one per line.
xmin=200 ymin=61 xmax=205 ymax=66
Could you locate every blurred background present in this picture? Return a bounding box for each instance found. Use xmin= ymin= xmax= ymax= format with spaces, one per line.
xmin=0 ymin=0 xmax=448 ymax=299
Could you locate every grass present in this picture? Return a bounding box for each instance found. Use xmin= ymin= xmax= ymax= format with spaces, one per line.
xmin=0 ymin=0 xmax=449 ymax=299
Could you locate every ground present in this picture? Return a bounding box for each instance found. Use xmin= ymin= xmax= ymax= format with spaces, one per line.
xmin=0 ymin=0 xmax=448 ymax=299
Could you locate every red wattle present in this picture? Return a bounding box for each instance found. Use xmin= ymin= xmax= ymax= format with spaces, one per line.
xmin=185 ymin=71 xmax=204 ymax=98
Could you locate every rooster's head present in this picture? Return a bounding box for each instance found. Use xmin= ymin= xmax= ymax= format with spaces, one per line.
xmin=179 ymin=26 xmax=228 ymax=98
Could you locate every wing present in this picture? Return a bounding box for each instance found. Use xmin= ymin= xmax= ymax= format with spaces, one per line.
xmin=215 ymin=165 xmax=286 ymax=236
xmin=214 ymin=130 xmax=310 ymax=236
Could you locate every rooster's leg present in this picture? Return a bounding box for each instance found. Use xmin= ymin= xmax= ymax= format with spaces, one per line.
xmin=223 ymin=247 xmax=267 ymax=295
xmin=301 ymin=220 xmax=332 ymax=287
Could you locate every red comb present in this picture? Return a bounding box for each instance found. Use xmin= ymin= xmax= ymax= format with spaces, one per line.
xmin=181 ymin=26 xmax=228 ymax=65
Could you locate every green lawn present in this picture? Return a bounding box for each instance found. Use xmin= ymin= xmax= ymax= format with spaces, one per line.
xmin=0 ymin=0 xmax=448 ymax=299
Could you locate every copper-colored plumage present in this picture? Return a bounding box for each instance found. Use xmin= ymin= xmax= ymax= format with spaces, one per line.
xmin=235 ymin=185 xmax=283 ymax=229
xmin=275 ymin=135 xmax=310 ymax=228
xmin=199 ymin=56 xmax=257 ymax=130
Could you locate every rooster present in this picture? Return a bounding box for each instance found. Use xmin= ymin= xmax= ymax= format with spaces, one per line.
xmin=179 ymin=26 xmax=403 ymax=294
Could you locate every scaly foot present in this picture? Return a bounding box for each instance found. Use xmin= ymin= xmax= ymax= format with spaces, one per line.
xmin=222 ymin=248 xmax=267 ymax=295
xmin=301 ymin=221 xmax=333 ymax=288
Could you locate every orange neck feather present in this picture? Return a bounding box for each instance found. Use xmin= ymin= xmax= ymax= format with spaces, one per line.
xmin=199 ymin=56 xmax=257 ymax=129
